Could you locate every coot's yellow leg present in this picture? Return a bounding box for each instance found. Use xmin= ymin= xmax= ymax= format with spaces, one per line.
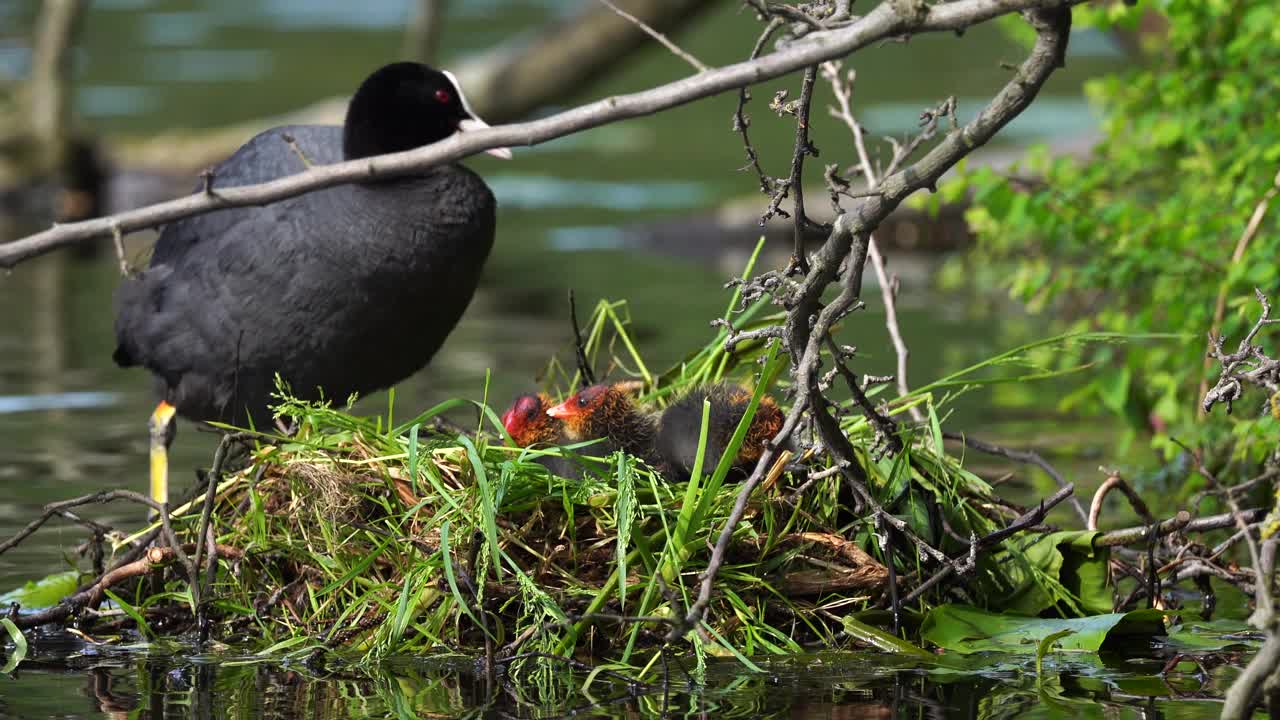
xmin=149 ymin=401 xmax=177 ymax=507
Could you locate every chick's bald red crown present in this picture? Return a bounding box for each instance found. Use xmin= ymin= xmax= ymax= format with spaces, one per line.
xmin=501 ymin=393 xmax=559 ymax=446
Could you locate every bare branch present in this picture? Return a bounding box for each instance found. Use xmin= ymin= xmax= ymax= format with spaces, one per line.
xmin=1087 ymin=470 xmax=1156 ymax=531
xmin=0 ymin=0 xmax=1087 ymax=268
xmin=942 ymin=430 xmax=1088 ymax=525
xmin=596 ymin=0 xmax=710 ymax=72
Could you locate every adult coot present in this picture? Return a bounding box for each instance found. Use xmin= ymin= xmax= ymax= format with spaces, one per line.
xmin=113 ymin=62 xmax=510 ymax=505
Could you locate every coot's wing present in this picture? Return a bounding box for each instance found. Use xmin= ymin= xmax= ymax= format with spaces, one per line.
xmin=150 ymin=125 xmax=344 ymax=266
xmin=114 ymin=125 xmax=344 ymax=410
xmin=113 ymin=179 xmax=354 ymax=423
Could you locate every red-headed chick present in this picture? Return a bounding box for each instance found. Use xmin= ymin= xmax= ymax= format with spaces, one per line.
xmin=545 ymin=382 xmax=659 ymax=465
xmin=654 ymin=383 xmax=784 ymax=480
xmin=501 ymin=393 xmax=578 ymax=478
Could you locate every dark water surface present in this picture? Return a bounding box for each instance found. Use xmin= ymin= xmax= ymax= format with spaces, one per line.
xmin=0 ymin=644 xmax=1247 ymax=719
xmin=0 ymin=2 xmax=1227 ymax=718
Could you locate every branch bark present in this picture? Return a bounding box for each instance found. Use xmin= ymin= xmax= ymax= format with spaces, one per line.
xmin=670 ymin=2 xmax=1075 ymax=640
xmin=1 ymin=0 xmax=1085 ymax=269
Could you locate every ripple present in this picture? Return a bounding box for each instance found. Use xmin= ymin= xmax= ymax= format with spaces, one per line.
xmin=488 ymin=175 xmax=709 ymax=211
xmin=0 ymin=391 xmax=120 ymax=415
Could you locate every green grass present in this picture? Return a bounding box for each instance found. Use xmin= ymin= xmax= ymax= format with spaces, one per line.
xmin=42 ymin=242 xmax=1144 ymax=674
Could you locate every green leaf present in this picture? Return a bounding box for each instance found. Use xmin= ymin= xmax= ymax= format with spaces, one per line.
xmin=1035 ymin=629 xmax=1074 ymax=677
xmin=841 ymin=616 xmax=934 ymax=658
xmin=440 ymin=520 xmax=492 ymax=641
xmin=986 ymin=530 xmax=1111 ymax=616
xmin=457 ymin=434 xmax=501 ymax=578
xmin=103 ymin=588 xmax=154 ymax=640
xmin=0 ymin=570 xmax=80 ymax=609
xmin=920 ymin=605 xmax=1165 ymax=655
xmin=0 ymin=618 xmax=27 ymax=674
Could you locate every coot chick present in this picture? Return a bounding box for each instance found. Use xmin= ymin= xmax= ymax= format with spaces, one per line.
xmin=502 ymin=393 xmax=578 ymax=479
xmin=503 ymin=394 xmax=562 ymax=447
xmin=654 ymin=383 xmax=784 ymax=479
xmin=545 ymin=383 xmax=659 ymax=465
xmin=113 ymin=62 xmax=510 ymax=505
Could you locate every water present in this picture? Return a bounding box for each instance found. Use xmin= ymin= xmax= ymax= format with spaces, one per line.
xmin=0 ymin=647 xmax=1245 ymax=718
xmin=0 ymin=1 xmax=1218 ymax=717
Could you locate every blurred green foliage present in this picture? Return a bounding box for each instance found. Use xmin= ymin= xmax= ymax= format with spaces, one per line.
xmin=943 ymin=0 xmax=1280 ymax=459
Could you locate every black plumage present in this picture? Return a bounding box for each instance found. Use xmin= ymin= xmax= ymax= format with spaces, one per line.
xmin=654 ymin=383 xmax=784 ymax=479
xmin=114 ymin=63 xmax=504 ymax=430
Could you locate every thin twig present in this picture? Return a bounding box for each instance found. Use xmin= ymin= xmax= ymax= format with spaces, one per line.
xmin=13 ymin=543 xmax=244 ymax=630
xmin=1087 ymin=470 xmax=1156 ymax=530
xmin=943 ymin=431 xmax=1088 ymax=524
xmin=595 ymin=0 xmax=710 ymax=73
xmin=821 ymin=59 xmax=929 ymax=420
xmin=673 ymin=7 xmax=1072 ymax=639
xmin=904 ymin=483 xmax=1075 ymax=604
xmin=0 ymin=0 xmax=1090 ymax=267
xmin=1199 ymin=169 xmax=1280 ymax=415
xmin=568 ymin=289 xmax=595 ymax=386
xmin=786 ymin=65 xmax=819 ymax=274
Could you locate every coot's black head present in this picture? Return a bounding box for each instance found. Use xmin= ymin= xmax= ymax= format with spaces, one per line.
xmin=342 ymin=62 xmax=511 ymax=161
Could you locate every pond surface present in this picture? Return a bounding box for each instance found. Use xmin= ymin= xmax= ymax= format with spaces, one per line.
xmin=0 ymin=643 xmax=1250 ymax=719
xmin=0 ymin=1 xmax=1237 ymax=718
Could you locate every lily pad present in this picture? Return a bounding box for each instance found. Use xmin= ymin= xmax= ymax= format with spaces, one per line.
xmin=920 ymin=604 xmax=1165 ymax=655
xmin=1165 ymin=619 xmax=1263 ymax=651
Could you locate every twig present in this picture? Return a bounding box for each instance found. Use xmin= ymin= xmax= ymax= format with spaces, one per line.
xmin=1174 ymin=439 xmax=1268 ymax=614
xmin=13 ymin=543 xmax=244 ymax=630
xmin=568 ymin=289 xmax=595 ymax=386
xmin=786 ymin=65 xmax=819 ymax=274
xmin=734 ymin=17 xmax=785 ymax=201
xmin=595 ymin=0 xmax=710 ymax=73
xmin=821 ymin=60 xmax=925 ymax=421
xmin=193 ymin=433 xmax=248 ymax=641
xmin=0 ymin=489 xmax=168 ymax=557
xmin=673 ymin=6 xmax=1073 ymax=640
xmin=1093 ymin=510 xmax=1194 ymax=547
xmin=0 ymin=0 xmax=1090 ymax=267
xmin=827 ymin=337 xmax=902 ymax=455
xmin=1199 ymin=169 xmax=1280 ymax=414
xmin=942 ymin=431 xmax=1088 ymax=524
xmin=1087 ymin=470 xmax=1156 ymax=530
xmin=110 ymin=223 xmax=130 ymax=277
xmin=904 ymin=483 xmax=1075 ymax=604
xmin=1203 ymin=289 xmax=1280 ymax=414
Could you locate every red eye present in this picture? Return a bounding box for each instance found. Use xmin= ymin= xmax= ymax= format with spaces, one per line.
xmin=434 ymin=89 xmax=451 ymax=104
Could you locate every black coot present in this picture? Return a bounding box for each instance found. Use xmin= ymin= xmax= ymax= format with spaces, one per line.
xmin=113 ymin=62 xmax=510 ymax=505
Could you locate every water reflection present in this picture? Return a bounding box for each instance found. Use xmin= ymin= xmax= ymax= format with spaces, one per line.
xmin=0 ymin=648 xmax=1236 ymax=719
xmin=0 ymin=2 xmax=1137 ymax=717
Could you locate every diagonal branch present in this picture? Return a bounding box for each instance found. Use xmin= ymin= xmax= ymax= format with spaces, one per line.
xmin=669 ymin=4 xmax=1073 ymax=642
xmin=0 ymin=0 xmax=1086 ymax=269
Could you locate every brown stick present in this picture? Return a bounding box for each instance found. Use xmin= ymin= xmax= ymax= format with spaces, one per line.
xmin=904 ymin=483 xmax=1076 ymax=604
xmin=1198 ymin=170 xmax=1280 ymax=416
xmin=943 ymin=431 xmax=1088 ymax=524
xmin=1087 ymin=470 xmax=1156 ymax=531
xmin=0 ymin=0 xmax=1090 ymax=269
xmin=1093 ymin=510 xmax=1193 ymax=547
xmin=13 ymin=543 xmax=244 ymax=630
xmin=671 ymin=5 xmax=1074 ymax=641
